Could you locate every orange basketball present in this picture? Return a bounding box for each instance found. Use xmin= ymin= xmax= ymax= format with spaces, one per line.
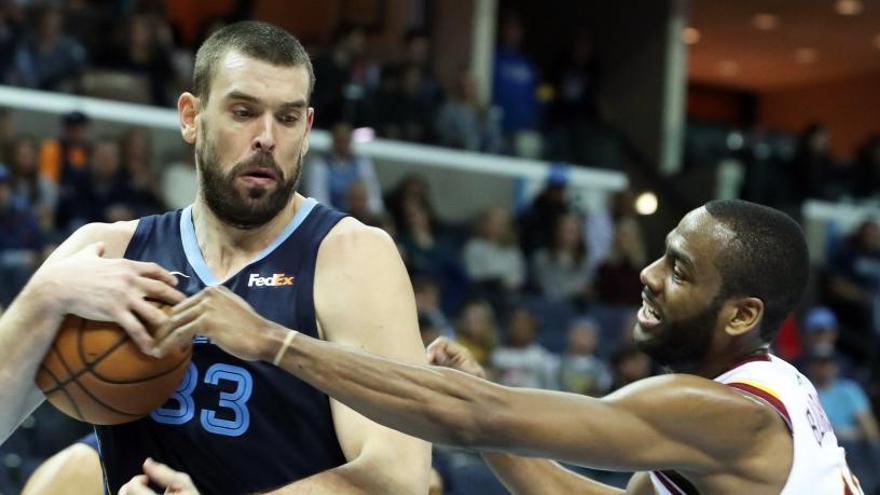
xmin=35 ymin=304 xmax=192 ymax=425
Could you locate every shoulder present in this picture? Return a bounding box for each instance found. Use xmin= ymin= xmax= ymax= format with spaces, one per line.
xmin=53 ymin=220 xmax=140 ymax=259
xmin=319 ymin=217 xmax=398 ymax=264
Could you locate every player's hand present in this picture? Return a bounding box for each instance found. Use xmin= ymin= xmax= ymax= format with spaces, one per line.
xmin=426 ymin=337 xmax=487 ymax=378
xmin=153 ymin=285 xmax=278 ymax=361
xmin=29 ymin=242 xmax=186 ymax=354
xmin=118 ymin=458 xmax=200 ymax=495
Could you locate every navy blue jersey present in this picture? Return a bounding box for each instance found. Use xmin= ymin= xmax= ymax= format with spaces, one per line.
xmin=95 ymin=198 xmax=349 ymax=494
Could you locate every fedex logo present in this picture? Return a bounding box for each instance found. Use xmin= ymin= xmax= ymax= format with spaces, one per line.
xmin=248 ymin=273 xmax=295 ymax=288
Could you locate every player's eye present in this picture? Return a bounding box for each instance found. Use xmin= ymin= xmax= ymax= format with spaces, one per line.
xmin=279 ymin=114 xmax=299 ymax=126
xmin=232 ymin=107 xmax=254 ymax=120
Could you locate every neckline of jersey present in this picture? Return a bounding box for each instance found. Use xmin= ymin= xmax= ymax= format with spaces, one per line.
xmin=179 ymin=197 xmax=319 ymax=286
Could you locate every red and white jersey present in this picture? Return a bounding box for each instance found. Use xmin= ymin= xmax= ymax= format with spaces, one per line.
xmin=649 ymin=354 xmax=863 ymax=495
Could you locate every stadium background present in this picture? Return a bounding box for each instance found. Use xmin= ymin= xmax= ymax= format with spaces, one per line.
xmin=0 ymin=0 xmax=879 ymax=493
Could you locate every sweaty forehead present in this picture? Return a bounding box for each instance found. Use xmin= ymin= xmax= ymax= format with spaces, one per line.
xmin=210 ymin=50 xmax=310 ymax=104
xmin=670 ymin=208 xmax=736 ymax=269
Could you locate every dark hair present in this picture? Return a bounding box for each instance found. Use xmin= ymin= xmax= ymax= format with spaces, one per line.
xmin=704 ymin=199 xmax=809 ymax=342
xmin=193 ymin=21 xmax=315 ymax=103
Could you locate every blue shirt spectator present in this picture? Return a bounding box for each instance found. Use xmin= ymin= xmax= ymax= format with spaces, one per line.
xmin=492 ymin=14 xmax=539 ymax=133
xmin=305 ymin=122 xmax=384 ymax=215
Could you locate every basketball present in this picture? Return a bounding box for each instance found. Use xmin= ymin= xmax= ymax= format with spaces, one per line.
xmin=35 ymin=304 xmax=192 ymax=425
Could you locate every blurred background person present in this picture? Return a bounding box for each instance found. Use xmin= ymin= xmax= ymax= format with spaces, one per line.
xmin=305 ymin=120 xmax=384 ymax=215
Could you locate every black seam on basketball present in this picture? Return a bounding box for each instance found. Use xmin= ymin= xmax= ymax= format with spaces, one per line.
xmin=50 ymin=345 xmax=140 ymax=417
xmin=51 ymin=327 xmax=130 ymax=390
xmin=67 ymin=371 xmax=143 ymax=418
xmin=39 ymin=363 xmax=86 ymax=421
xmin=73 ymin=313 xmax=190 ymax=385
xmin=77 ymin=316 xmax=129 ymax=371
xmin=88 ymin=348 xmax=191 ymax=385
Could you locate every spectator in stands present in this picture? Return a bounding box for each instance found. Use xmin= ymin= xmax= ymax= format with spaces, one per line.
xmin=532 ymin=212 xmax=592 ymax=304
xmin=55 ymin=137 xmax=139 ymax=232
xmin=593 ymin=217 xmax=645 ymax=306
xmin=38 ymin=111 xmax=91 ymax=185
xmin=809 ymin=349 xmax=880 ymax=445
xmin=305 ymin=121 xmax=383 ymax=214
xmin=794 ymin=306 xmax=858 ymax=378
xmin=0 ymin=7 xmax=23 ymax=86
xmin=463 ymin=206 xmax=526 ymax=295
xmin=398 ymin=196 xmax=462 ymax=303
xmin=344 ymin=180 xmax=381 ymax=226
xmin=435 ymin=69 xmax=502 ymax=152
xmin=7 ymin=135 xmax=57 ymax=230
xmin=386 ymin=29 xmax=442 ymax=104
xmin=385 ymin=174 xmax=432 ymax=232
xmin=413 ymin=275 xmax=454 ymax=340
xmin=826 ymin=220 xmax=880 ymax=363
xmin=547 ymin=28 xmax=601 ymax=162
xmin=852 ymin=134 xmax=880 ymax=200
xmin=0 ymin=164 xmax=45 ymax=306
xmin=376 ymin=64 xmax=436 ymax=143
xmin=96 ymin=13 xmax=175 ymax=106
xmin=455 ymin=299 xmax=497 ymax=367
xmin=791 ymin=123 xmax=837 ymax=202
xmin=518 ymin=169 xmax=570 ymax=255
xmin=12 ymin=7 xmax=86 ymax=91
xmin=311 ymin=25 xmax=374 ymax=127
xmin=609 ymin=346 xmax=652 ymax=392
xmin=492 ymin=307 xmax=559 ymax=389
xmin=493 ymin=12 xmax=540 ymax=154
xmin=558 ymin=317 xmax=611 ymax=397
xmin=121 ymin=127 xmax=163 ymax=214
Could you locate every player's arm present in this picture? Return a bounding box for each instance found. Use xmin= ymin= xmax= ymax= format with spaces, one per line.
xmin=22 ymin=437 xmax=103 ymax=495
xmin=272 ymin=222 xmax=432 ymax=494
xmin=0 ymin=222 xmax=184 ymax=445
xmin=268 ymin=334 xmax=777 ymax=475
xmin=428 ymin=338 xmax=632 ymax=495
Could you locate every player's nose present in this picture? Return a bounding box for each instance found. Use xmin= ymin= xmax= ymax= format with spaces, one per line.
xmin=252 ymin=114 xmax=276 ymax=153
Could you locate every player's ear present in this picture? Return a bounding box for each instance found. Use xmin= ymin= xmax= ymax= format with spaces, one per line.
xmin=302 ymin=107 xmax=315 ymax=156
xmin=725 ymin=297 xmax=763 ymax=337
xmin=178 ymin=92 xmax=200 ymax=145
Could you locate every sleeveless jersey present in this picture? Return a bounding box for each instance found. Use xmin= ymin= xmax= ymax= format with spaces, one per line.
xmin=95 ymin=198 xmax=349 ymax=494
xmin=650 ymin=354 xmax=864 ymax=494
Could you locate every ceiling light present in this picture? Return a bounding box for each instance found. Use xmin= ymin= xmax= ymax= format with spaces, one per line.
xmin=752 ymin=13 xmax=779 ymax=30
xmin=836 ymin=0 xmax=863 ymax=15
xmin=634 ymin=192 xmax=658 ymax=216
xmin=795 ymin=48 xmax=818 ymax=64
xmin=682 ymin=27 xmax=700 ymax=45
xmin=718 ymin=61 xmax=740 ymax=77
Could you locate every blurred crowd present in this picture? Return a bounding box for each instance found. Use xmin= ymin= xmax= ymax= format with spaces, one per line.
xmin=687 ymin=121 xmax=880 ymax=207
xmin=2 ymin=101 xmax=879 ymax=491
xmin=0 ymin=1 xmax=879 ymax=494
xmin=0 ymin=2 xmax=605 ymax=164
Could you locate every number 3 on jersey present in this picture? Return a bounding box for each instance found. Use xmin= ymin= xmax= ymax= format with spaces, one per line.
xmin=151 ymin=363 xmax=254 ymax=437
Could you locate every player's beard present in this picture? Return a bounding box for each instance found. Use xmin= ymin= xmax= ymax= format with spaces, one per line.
xmin=635 ymin=294 xmax=723 ymax=372
xmin=196 ymin=123 xmax=301 ymax=230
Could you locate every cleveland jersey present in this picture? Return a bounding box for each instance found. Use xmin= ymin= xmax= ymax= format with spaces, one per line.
xmin=95 ymin=198 xmax=349 ymax=494
xmin=650 ymin=354 xmax=863 ymax=495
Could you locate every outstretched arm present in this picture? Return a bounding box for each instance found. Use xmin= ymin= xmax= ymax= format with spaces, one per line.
xmin=427 ymin=338 xmax=631 ymax=495
xmin=264 ymin=332 xmax=772 ymax=474
xmin=0 ymin=222 xmax=184 ymax=445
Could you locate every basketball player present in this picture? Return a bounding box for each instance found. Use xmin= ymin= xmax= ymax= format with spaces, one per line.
xmin=1 ymin=21 xmax=430 ymax=494
xmin=149 ymin=200 xmax=864 ymax=494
